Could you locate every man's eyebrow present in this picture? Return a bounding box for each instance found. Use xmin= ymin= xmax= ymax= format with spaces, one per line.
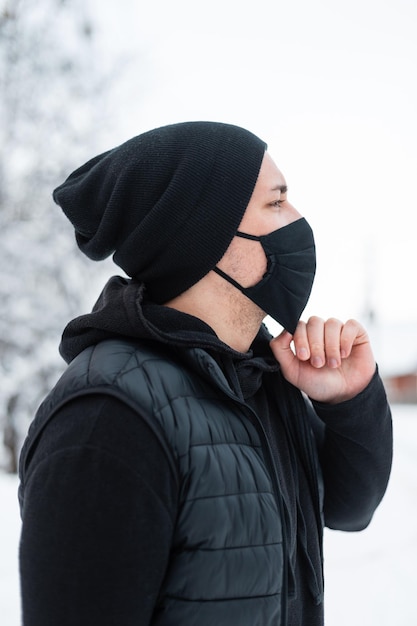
xmin=271 ymin=184 xmax=288 ymax=193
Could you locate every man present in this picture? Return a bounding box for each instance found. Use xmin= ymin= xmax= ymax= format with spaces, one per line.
xmin=18 ymin=121 xmax=392 ymax=626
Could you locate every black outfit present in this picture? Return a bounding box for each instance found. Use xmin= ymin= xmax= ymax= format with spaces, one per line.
xmin=18 ymin=278 xmax=393 ymax=626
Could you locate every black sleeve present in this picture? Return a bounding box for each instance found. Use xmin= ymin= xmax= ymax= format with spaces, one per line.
xmin=308 ymin=369 xmax=393 ymax=531
xmin=19 ymin=394 xmax=178 ymax=626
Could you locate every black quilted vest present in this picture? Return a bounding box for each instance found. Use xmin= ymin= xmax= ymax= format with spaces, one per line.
xmin=20 ymin=339 xmax=313 ymax=626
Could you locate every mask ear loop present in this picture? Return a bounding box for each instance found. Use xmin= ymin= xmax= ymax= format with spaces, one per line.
xmin=235 ymin=231 xmax=260 ymax=241
xmin=212 ymin=230 xmax=262 ymax=289
xmin=212 ymin=267 xmax=246 ymax=292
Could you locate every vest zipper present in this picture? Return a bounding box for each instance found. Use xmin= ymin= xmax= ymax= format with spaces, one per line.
xmin=281 ymin=388 xmax=324 ymax=604
xmin=203 ymin=360 xmax=288 ymax=626
xmin=240 ymin=403 xmax=289 ymax=626
xmin=204 ymin=358 xmax=289 ymax=625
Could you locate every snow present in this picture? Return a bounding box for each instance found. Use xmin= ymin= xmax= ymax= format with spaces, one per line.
xmin=0 ymin=404 xmax=415 ymax=625
xmin=324 ymin=404 xmax=417 ymax=625
xmin=0 ymin=473 xmax=21 ymax=626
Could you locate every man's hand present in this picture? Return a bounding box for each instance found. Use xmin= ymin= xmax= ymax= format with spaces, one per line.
xmin=270 ymin=316 xmax=376 ymax=404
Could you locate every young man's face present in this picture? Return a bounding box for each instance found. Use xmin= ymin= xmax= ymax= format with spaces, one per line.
xmin=217 ymin=152 xmax=302 ymax=289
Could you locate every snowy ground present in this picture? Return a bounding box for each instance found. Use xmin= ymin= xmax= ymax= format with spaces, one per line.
xmin=324 ymin=403 xmax=417 ymax=625
xmin=0 ymin=404 xmax=415 ymax=625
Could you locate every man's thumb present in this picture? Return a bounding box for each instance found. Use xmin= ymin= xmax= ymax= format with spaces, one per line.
xmin=269 ymin=330 xmax=294 ymax=366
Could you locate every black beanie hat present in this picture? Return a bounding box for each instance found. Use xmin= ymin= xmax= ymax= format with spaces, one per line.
xmin=53 ymin=121 xmax=267 ymax=303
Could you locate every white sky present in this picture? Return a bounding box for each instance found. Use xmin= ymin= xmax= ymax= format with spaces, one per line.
xmin=90 ymin=0 xmax=417 ymax=326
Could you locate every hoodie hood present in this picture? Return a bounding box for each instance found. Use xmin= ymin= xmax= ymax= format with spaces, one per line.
xmin=60 ymin=276 xmax=280 ymax=387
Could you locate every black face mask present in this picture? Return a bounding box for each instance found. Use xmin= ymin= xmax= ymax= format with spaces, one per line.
xmin=213 ymin=217 xmax=316 ymax=334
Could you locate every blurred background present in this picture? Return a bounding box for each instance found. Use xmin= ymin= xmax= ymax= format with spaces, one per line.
xmin=0 ymin=0 xmax=416 ymax=624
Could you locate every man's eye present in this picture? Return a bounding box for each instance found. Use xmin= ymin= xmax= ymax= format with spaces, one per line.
xmin=271 ymin=199 xmax=284 ymax=207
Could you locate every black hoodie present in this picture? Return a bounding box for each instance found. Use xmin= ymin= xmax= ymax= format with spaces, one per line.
xmin=19 ymin=277 xmax=393 ymax=626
